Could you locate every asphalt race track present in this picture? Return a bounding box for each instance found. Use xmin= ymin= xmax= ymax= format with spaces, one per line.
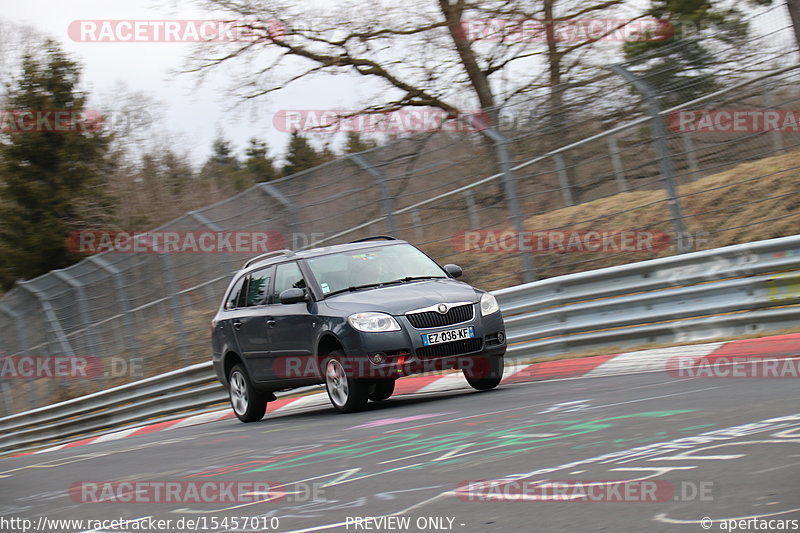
xmin=2 ymin=360 xmax=799 ymax=533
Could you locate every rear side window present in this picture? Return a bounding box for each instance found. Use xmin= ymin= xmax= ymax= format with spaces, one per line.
xmin=272 ymin=262 xmax=306 ymax=301
xmin=245 ymin=267 xmax=273 ymax=306
xmin=225 ymin=276 xmax=246 ymax=310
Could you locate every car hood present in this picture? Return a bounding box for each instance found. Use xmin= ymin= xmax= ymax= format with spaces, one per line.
xmin=321 ymin=279 xmax=480 ymax=315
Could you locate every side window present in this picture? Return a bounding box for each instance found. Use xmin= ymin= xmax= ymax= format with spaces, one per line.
xmin=245 ymin=267 xmax=273 ymax=307
xmin=272 ymin=262 xmax=306 ymax=302
xmin=225 ymin=276 xmax=246 ymax=310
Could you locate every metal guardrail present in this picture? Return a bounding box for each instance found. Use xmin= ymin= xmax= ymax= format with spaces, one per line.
xmin=2 ymin=235 xmax=799 ymax=454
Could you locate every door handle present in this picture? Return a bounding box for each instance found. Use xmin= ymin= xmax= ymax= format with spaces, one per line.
xmin=232 ymin=319 xmax=242 ymax=330
xmin=266 ymin=318 xmax=276 ymax=327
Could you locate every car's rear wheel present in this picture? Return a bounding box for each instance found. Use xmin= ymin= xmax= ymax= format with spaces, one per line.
xmin=464 ymin=356 xmax=504 ymax=391
xmin=229 ymin=364 xmax=268 ymax=422
xmin=368 ymin=380 xmax=395 ymax=402
xmin=324 ymin=351 xmax=369 ymax=413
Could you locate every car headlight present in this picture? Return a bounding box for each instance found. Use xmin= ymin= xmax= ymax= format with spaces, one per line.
xmin=348 ymin=312 xmax=401 ymax=332
xmin=480 ymin=293 xmax=499 ymax=316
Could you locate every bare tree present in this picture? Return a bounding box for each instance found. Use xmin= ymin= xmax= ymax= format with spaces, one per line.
xmin=185 ymin=0 xmax=637 ymax=130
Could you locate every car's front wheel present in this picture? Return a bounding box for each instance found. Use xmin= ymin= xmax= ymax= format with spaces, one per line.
xmin=464 ymin=356 xmax=504 ymax=391
xmin=228 ymin=364 xmax=268 ymax=422
xmin=323 ymin=351 xmax=369 ymax=413
xmin=368 ymin=380 xmax=395 ymax=402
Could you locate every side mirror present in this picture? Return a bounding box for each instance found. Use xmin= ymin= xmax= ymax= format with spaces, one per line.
xmin=444 ymin=264 xmax=463 ymax=278
xmin=279 ymin=288 xmax=307 ymax=304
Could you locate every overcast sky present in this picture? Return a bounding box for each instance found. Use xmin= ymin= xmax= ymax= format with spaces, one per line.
xmin=2 ymin=0 xmax=377 ymax=166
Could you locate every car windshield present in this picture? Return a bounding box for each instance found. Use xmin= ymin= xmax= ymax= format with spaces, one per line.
xmin=304 ymin=243 xmax=446 ymax=296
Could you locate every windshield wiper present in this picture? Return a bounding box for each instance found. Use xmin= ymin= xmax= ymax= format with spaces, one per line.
xmin=387 ymin=275 xmax=447 ymax=283
xmin=323 ymin=276 xmax=446 ymax=298
xmin=324 ymin=283 xmax=385 ymax=298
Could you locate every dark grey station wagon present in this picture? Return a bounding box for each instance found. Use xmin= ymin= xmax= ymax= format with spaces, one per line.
xmin=212 ymin=237 xmax=506 ymax=422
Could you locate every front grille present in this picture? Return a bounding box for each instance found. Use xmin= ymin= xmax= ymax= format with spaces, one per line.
xmin=407 ymin=303 xmax=474 ymax=329
xmin=416 ymin=338 xmax=484 ymax=358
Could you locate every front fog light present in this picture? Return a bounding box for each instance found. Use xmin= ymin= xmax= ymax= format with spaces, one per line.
xmin=369 ymin=353 xmax=386 ymax=364
xmin=480 ymin=293 xmax=500 ymax=316
xmin=348 ymin=312 xmax=401 ymax=332
xmin=497 ymin=331 xmax=505 ymax=344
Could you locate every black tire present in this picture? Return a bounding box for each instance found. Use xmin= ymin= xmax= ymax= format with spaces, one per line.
xmin=228 ymin=364 xmax=268 ymax=422
xmin=465 ymin=356 xmax=504 ymax=391
xmin=368 ymin=379 xmax=395 ymax=402
xmin=323 ymin=351 xmax=369 ymax=413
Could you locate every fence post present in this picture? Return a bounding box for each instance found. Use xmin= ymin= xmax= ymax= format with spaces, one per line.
xmin=410 ymin=209 xmax=424 ymax=242
xmin=160 ymin=253 xmax=190 ymax=364
xmin=188 ymin=210 xmax=233 ymax=279
xmin=481 ymin=127 xmax=536 ymax=282
xmin=258 ymin=183 xmax=301 ymax=245
xmin=607 ymin=136 xmax=629 ymax=192
xmin=0 ymin=302 xmax=36 ymax=407
xmin=463 ymin=190 xmax=481 ymax=229
xmin=682 ymin=133 xmax=701 ymax=182
xmin=553 ymin=154 xmax=575 ymax=206
xmin=87 ymin=256 xmax=139 ymax=357
xmin=51 ymin=269 xmax=105 ymax=387
xmin=762 ymin=81 xmax=784 ymax=154
xmin=609 ymin=64 xmax=690 ymax=253
xmin=349 ymin=153 xmax=397 ymax=237
xmin=17 ymin=281 xmax=75 ymax=357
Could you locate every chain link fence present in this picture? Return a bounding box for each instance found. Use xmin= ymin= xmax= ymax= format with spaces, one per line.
xmin=1 ymin=5 xmax=798 ymax=416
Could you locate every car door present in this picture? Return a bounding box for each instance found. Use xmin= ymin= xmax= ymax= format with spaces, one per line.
xmin=231 ymin=266 xmax=274 ymax=382
xmin=266 ymin=261 xmax=317 ymax=380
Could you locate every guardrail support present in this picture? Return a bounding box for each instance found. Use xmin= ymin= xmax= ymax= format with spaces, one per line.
xmin=349 ymin=153 xmax=397 ymax=237
xmin=609 ymin=64 xmax=690 ymax=253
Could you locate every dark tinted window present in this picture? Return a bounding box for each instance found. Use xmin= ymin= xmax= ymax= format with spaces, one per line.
xmin=272 ymin=262 xmax=306 ymax=301
xmin=225 ymin=276 xmax=246 ymax=310
xmin=245 ymin=267 xmax=273 ymax=306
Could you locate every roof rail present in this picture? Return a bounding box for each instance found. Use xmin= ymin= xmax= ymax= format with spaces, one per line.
xmin=242 ymin=249 xmax=295 ymax=269
xmin=348 ymin=236 xmax=399 ymax=243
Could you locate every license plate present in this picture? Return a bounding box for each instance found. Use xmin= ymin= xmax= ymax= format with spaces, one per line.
xmin=422 ymin=326 xmax=475 ymax=346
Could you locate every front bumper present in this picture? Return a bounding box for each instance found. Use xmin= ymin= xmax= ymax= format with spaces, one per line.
xmin=337 ymin=305 xmax=506 ymax=379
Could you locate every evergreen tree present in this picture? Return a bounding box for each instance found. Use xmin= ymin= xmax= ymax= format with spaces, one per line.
xmin=282 ymin=132 xmax=325 ymax=176
xmin=199 ymin=133 xmax=241 ymax=192
xmin=344 ymin=131 xmax=377 ymax=154
xmin=0 ymin=40 xmax=112 ymax=290
xmin=623 ymin=0 xmax=772 ymax=107
xmin=242 ymin=137 xmax=277 ymax=184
